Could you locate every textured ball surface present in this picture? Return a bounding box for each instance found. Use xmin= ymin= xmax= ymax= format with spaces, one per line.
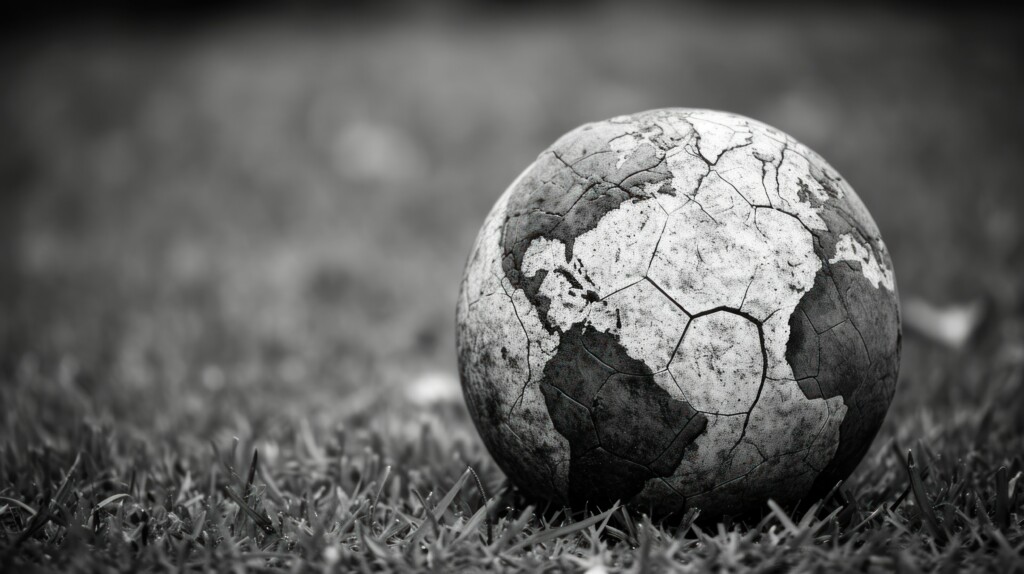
xmin=456 ymin=109 xmax=901 ymax=516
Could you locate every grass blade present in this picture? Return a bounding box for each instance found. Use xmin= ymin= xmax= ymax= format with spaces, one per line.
xmin=408 ymin=488 xmax=440 ymax=544
xmin=906 ymin=450 xmax=948 ymax=546
xmin=222 ymin=485 xmax=275 ymax=535
xmin=506 ymin=504 xmax=619 ymax=553
xmin=95 ymin=493 xmax=131 ymax=511
xmin=244 ymin=449 xmax=259 ymax=502
xmin=493 ymin=505 xmax=534 ymax=551
xmin=450 ymin=497 xmax=493 ymax=546
xmin=430 ymin=467 xmax=472 ymax=523
xmin=0 ymin=497 xmax=38 ymax=517
xmin=369 ymin=464 xmax=391 ymax=523
xmin=994 ymin=465 xmax=1009 ymax=532
xmin=467 ymin=465 xmax=492 ymax=545
xmin=675 ymin=507 xmax=700 ymax=538
xmin=767 ymin=499 xmax=800 ymax=536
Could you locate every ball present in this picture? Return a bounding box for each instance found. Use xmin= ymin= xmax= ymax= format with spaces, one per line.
xmin=456 ymin=109 xmax=900 ymax=517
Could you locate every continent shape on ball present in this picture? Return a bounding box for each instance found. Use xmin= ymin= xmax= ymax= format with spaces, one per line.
xmin=456 ymin=108 xmax=901 ymax=517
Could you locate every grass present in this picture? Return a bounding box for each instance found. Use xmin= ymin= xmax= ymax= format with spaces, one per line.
xmin=0 ymin=351 xmax=1022 ymax=572
xmin=2 ymin=6 xmax=1024 ymax=572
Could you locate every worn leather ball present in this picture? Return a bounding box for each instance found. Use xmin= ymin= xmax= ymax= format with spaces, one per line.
xmin=456 ymin=109 xmax=901 ymax=517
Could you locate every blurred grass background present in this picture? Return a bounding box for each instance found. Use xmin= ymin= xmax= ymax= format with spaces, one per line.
xmin=1 ymin=5 xmax=1022 ymax=483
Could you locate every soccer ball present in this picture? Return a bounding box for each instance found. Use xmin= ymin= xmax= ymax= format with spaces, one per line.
xmin=456 ymin=109 xmax=900 ymax=517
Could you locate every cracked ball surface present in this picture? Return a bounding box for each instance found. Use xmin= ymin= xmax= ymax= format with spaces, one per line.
xmin=456 ymin=108 xmax=901 ymax=517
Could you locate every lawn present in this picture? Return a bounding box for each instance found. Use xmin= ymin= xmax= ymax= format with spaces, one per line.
xmin=1 ymin=6 xmax=1022 ymax=572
